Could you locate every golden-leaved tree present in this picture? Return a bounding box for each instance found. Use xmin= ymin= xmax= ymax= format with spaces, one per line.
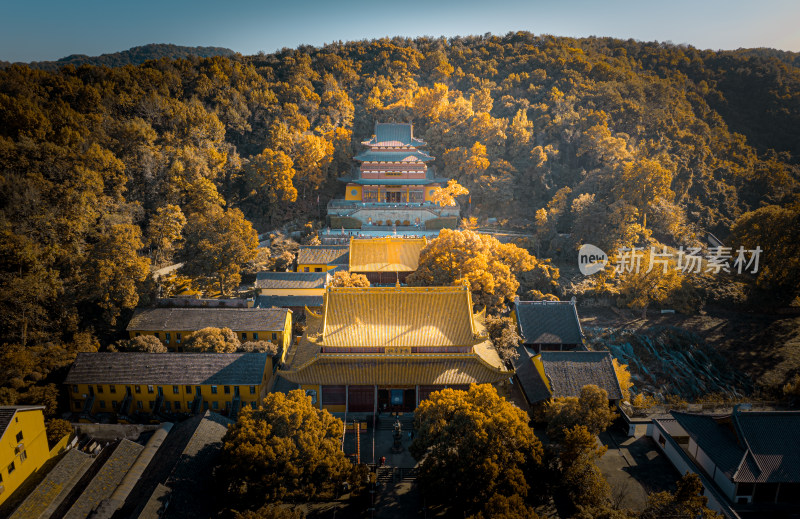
xmin=220 ymin=390 xmax=360 ymax=507
xmin=411 ymin=384 xmax=543 ymax=516
xmin=408 ymin=229 xmax=537 ymax=312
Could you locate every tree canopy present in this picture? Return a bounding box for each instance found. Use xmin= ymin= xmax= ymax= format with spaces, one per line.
xmin=410 ymin=384 xmax=543 ymax=515
xmin=219 ymin=390 xmax=358 ymax=507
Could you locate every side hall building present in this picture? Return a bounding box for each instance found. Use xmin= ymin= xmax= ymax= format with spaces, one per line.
xmin=64 ymin=352 xmax=272 ymax=420
xmin=279 ymin=285 xmax=510 ymax=414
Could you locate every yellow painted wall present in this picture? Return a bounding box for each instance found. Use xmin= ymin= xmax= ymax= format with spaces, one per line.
xmin=532 ymin=355 xmax=552 ymax=396
xmin=297 ymin=263 xmax=337 ymax=273
xmin=130 ymin=326 xmax=290 ymax=353
xmin=68 ymin=357 xmax=272 ymax=418
xmin=0 ymin=408 xmax=50 ymax=506
xmin=424 ymin=184 xmax=441 ymax=202
xmin=345 ymin=184 xmax=362 ymax=201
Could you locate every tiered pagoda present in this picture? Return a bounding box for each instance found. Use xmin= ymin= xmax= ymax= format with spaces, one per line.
xmin=327 ymin=123 xmax=459 ymax=231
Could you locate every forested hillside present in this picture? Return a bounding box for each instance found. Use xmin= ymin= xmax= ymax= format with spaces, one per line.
xmin=0 ymin=43 xmax=236 ymax=71
xmin=1 ymin=32 xmax=799 ymax=391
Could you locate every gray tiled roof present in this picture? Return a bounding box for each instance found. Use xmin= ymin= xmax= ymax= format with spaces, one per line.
xmin=513 ymin=350 xmax=622 ymax=403
xmin=64 ymin=352 xmax=269 ymax=386
xmin=515 ymin=301 xmax=583 ymax=345
xmin=354 ymin=149 xmax=434 ymax=163
xmin=161 ymin=412 xmax=233 ymax=519
xmin=10 ymin=449 xmax=95 ymax=519
xmin=127 ymin=307 xmax=288 ymax=332
xmin=296 ymin=246 xmax=349 ymax=266
xmin=541 ymin=351 xmax=622 ymax=400
xmin=255 ymin=295 xmax=324 ymax=309
xmin=672 ymin=411 xmax=800 ymax=483
xmin=363 ymin=123 xmax=426 ymax=146
xmin=254 ymin=271 xmax=328 ymax=290
xmin=64 ymin=439 xmax=145 ymax=519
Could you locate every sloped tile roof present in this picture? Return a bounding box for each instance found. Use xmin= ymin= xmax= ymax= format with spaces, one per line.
xmin=159 ymin=411 xmax=233 ymax=518
xmin=296 ymin=245 xmax=349 ymax=266
xmin=354 ymin=150 xmax=434 ymax=163
xmin=362 ymin=123 xmax=426 ymax=147
xmin=9 ymin=449 xmax=95 ymax=519
xmin=349 ymin=237 xmax=425 ymax=272
xmin=512 ymin=346 xmax=551 ymax=404
xmin=515 ymin=301 xmax=583 ymax=345
xmin=64 ymin=352 xmax=269 ymax=386
xmin=127 ymin=307 xmax=288 ymax=332
xmin=281 ymin=355 xmax=508 ymax=385
xmin=672 ymin=410 xmax=800 ymax=484
xmin=322 ymin=286 xmax=476 ymax=347
xmin=541 ymin=351 xmax=622 ymax=400
xmin=512 ymin=350 xmax=622 ymax=403
xmin=64 ymin=439 xmax=145 ymax=519
xmin=255 ymin=295 xmax=324 ymax=309
xmin=254 ymin=271 xmax=328 ymax=289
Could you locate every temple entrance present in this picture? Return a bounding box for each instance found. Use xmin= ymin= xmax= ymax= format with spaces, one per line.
xmin=385 ymin=191 xmax=402 ymax=203
xmin=378 ymin=388 xmax=416 ymax=413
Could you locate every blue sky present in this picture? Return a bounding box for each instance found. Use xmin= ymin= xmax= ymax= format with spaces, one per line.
xmin=1 ymin=0 xmax=799 ymax=62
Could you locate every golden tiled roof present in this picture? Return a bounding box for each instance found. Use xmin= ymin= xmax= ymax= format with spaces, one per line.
xmin=280 ymin=355 xmax=508 ymax=385
xmin=348 ymin=237 xmax=426 ymax=272
xmin=321 ymin=286 xmax=477 ymax=348
xmin=278 ymin=285 xmax=509 ymax=386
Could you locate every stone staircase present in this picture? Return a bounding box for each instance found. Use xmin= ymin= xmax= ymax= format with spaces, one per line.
xmin=377 ymin=413 xmax=414 ymax=431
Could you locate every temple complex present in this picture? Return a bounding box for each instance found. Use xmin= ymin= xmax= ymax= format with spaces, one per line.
xmin=279 ymin=285 xmax=509 ymax=414
xmin=327 ymin=123 xmax=460 ymax=231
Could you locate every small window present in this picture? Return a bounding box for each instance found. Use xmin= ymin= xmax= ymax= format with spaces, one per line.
xmin=135 ymin=332 xmax=141 ymax=337
xmin=165 ymin=332 xmax=171 ymax=344
xmin=97 ymin=385 xmax=104 ymax=394
xmin=203 ymin=401 xmax=209 ymax=410
xmin=173 ymin=385 xmax=180 ymax=394
xmin=19 ymin=450 xmax=27 ymax=463
xmin=241 ymin=332 xmax=247 ymax=340
xmin=164 ymin=401 xmax=171 ymax=411
xmin=147 ymin=385 xmax=154 ymax=394
xmin=315 ymin=267 xmax=322 ymax=272
xmin=212 ymin=401 xmax=219 ymax=409
xmin=8 ymin=461 xmax=15 ymax=474
xmin=224 ymin=386 xmax=231 ymax=394
xmin=351 ymin=189 xmax=358 ymax=196
xmin=72 ymin=385 xmax=78 ymax=393
xmin=135 ymin=385 xmax=141 ymax=394
xmin=137 ymin=401 xmax=143 ymax=410
xmin=16 ymin=431 xmax=23 ymax=442
xmin=176 ymin=401 xmax=181 ymax=410
xmin=99 ymin=400 xmax=106 ymax=409
xmin=186 ymin=385 xmax=192 ymax=394
xmin=176 ymin=333 xmax=182 ymax=343
xmin=211 ymin=386 xmax=218 ymax=394
xmin=253 ymin=332 xmax=258 ymax=340
xmin=272 ymin=333 xmax=277 ymax=341
xmin=303 ymin=267 xmax=309 ymax=272
xmin=154 ymin=332 xmax=160 ymax=339
xmin=306 ymin=389 xmax=317 ymax=404
xmin=250 ymin=386 xmax=256 ymax=395
xmin=112 ymin=401 xmax=117 ymax=409
xmin=109 ymin=385 xmax=116 ymax=393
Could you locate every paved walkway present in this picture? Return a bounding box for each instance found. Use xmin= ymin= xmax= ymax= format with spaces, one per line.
xmin=597 ymin=428 xmax=680 ymax=511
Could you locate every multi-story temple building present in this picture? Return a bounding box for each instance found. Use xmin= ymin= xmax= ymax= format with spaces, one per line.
xmin=327 ymin=123 xmax=460 ymax=230
xmin=279 ymin=285 xmax=509 ymax=414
